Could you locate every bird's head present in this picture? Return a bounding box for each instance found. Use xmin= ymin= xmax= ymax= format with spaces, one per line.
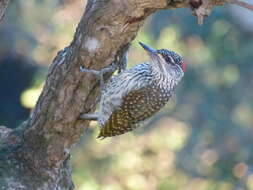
xmin=139 ymin=42 xmax=186 ymax=73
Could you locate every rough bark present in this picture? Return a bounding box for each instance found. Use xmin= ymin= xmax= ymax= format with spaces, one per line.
xmin=0 ymin=0 xmax=230 ymax=189
xmin=0 ymin=0 xmax=10 ymax=21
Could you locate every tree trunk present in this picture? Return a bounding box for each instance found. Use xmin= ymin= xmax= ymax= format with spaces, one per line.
xmin=0 ymin=0 xmax=227 ymax=189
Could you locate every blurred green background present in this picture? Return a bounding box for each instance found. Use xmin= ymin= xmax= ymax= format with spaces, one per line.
xmin=1 ymin=0 xmax=253 ymax=189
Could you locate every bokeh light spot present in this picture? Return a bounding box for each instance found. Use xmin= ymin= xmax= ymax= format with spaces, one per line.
xmin=20 ymin=87 xmax=42 ymax=108
xmin=247 ymin=174 xmax=253 ymax=190
xmin=201 ymin=149 xmax=219 ymax=167
xmin=233 ymin=162 xmax=248 ymax=178
xmin=223 ymin=65 xmax=240 ymax=86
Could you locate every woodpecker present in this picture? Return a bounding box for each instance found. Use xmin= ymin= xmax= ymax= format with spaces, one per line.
xmin=80 ymin=42 xmax=186 ymax=139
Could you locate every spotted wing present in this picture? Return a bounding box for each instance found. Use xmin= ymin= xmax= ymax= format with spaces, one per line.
xmin=98 ymin=86 xmax=170 ymax=138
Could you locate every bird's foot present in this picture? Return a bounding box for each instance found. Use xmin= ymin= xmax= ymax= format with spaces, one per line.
xmin=80 ymin=63 xmax=117 ymax=77
xmin=80 ymin=63 xmax=117 ymax=90
xmin=80 ymin=113 xmax=99 ymax=121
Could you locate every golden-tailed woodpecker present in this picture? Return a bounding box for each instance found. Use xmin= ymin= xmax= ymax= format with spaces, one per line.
xmin=80 ymin=42 xmax=186 ymax=139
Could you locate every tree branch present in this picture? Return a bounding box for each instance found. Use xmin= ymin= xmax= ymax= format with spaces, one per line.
xmin=230 ymin=0 xmax=253 ymax=11
xmin=0 ymin=0 xmax=10 ymax=21
xmin=1 ymin=0 xmax=250 ymax=189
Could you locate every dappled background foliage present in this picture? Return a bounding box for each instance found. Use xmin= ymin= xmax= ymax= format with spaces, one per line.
xmin=1 ymin=0 xmax=253 ymax=189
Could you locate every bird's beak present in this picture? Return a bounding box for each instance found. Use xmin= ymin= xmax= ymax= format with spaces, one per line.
xmin=139 ymin=42 xmax=165 ymax=71
xmin=139 ymin=42 xmax=157 ymax=54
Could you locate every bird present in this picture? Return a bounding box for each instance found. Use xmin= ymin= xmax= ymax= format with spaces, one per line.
xmin=80 ymin=42 xmax=186 ymax=139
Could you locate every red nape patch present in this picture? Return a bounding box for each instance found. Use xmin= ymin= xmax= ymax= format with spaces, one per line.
xmin=182 ymin=61 xmax=187 ymax=72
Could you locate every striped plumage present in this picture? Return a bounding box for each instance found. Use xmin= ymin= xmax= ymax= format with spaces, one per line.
xmin=97 ymin=43 xmax=185 ymax=138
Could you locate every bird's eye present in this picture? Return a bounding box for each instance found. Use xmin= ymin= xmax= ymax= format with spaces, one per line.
xmin=165 ymin=56 xmax=175 ymax=64
xmin=157 ymin=50 xmax=177 ymax=64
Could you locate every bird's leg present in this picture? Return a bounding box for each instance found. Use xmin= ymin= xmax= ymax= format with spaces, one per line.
xmin=79 ymin=63 xmax=117 ymax=121
xmin=80 ymin=44 xmax=130 ymax=122
xmin=80 ymin=63 xmax=117 ymax=90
